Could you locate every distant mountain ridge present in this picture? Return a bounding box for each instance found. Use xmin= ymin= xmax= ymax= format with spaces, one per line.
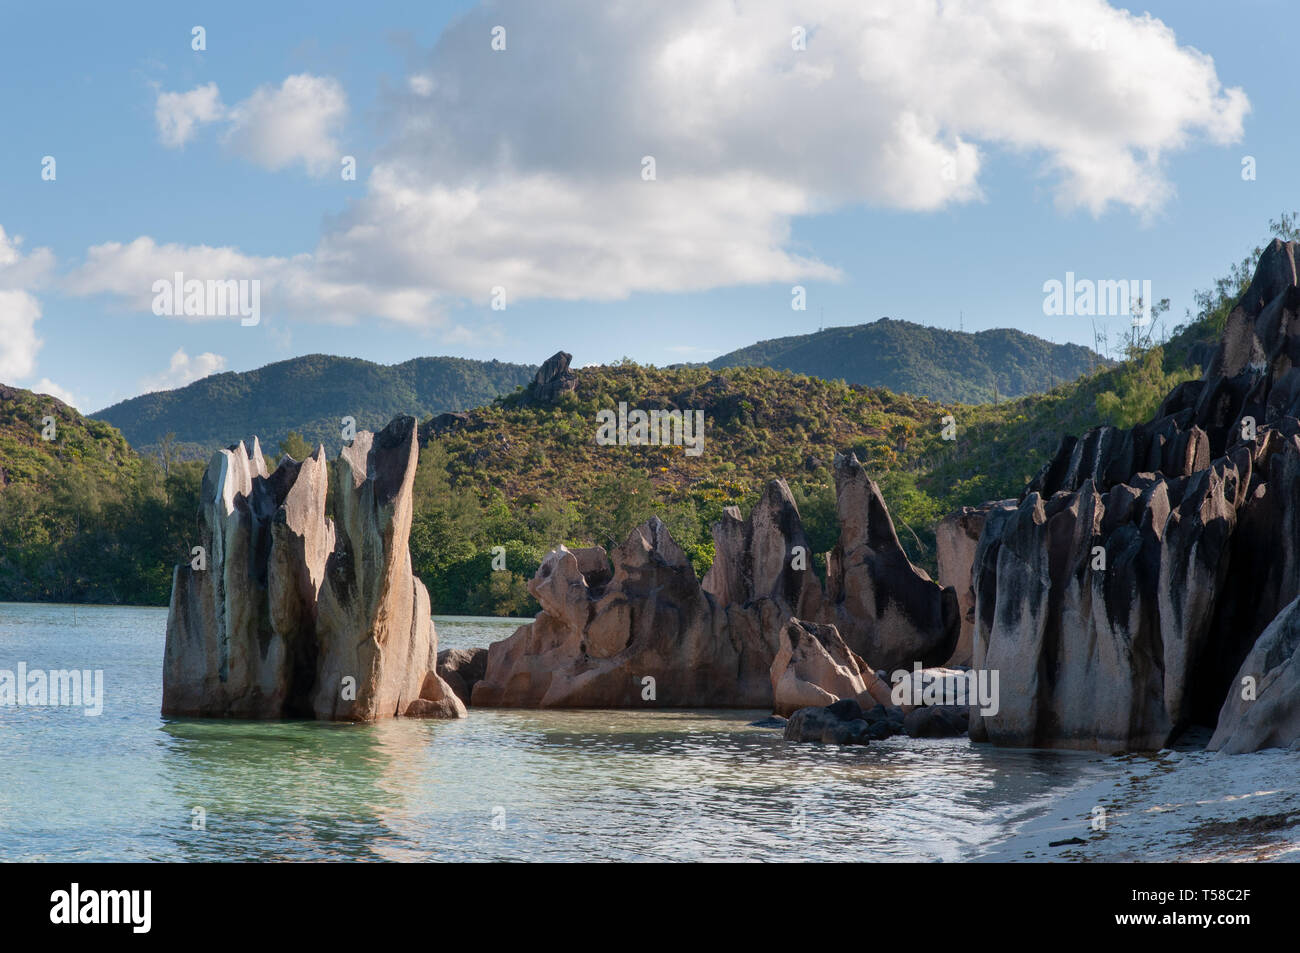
xmin=94 ymin=354 xmax=538 ymax=458
xmin=708 ymin=317 xmax=1105 ymax=403
xmin=94 ymin=319 xmax=1101 ymax=459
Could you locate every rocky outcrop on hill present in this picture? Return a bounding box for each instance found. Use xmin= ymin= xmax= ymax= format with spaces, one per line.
xmin=969 ymin=239 xmax=1300 ymax=753
xmin=419 ymin=411 xmax=471 ymax=443
xmin=472 ymin=454 xmax=959 ymax=709
xmin=522 ymin=351 xmax=578 ymax=406
xmin=162 ymin=415 xmax=464 ymax=721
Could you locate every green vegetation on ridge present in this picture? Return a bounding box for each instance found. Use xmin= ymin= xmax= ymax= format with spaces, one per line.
xmin=93 ymin=353 xmax=537 ymax=460
xmin=708 ymin=317 xmax=1104 ymax=404
xmin=6 ymin=218 xmax=1296 ymax=613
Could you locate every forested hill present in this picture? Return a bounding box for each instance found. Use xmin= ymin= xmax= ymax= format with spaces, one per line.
xmin=93 ymin=354 xmax=538 ymax=459
xmin=708 ymin=317 xmax=1104 ymax=403
xmin=0 ymin=383 xmax=198 ymax=604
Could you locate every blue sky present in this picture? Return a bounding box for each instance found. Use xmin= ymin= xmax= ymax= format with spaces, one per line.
xmin=0 ymin=0 xmax=1294 ymax=413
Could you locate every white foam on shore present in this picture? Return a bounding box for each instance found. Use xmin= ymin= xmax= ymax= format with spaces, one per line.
xmin=976 ymin=747 xmax=1300 ymax=862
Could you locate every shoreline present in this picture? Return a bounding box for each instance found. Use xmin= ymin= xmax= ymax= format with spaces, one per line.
xmin=977 ymin=747 xmax=1300 ymax=862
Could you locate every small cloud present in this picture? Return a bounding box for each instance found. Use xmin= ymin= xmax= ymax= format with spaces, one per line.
xmin=0 ymin=226 xmax=54 ymax=383
xmin=32 ymin=378 xmax=79 ymax=410
xmin=155 ymin=74 xmax=346 ymax=178
xmin=224 ymin=74 xmax=348 ymax=177
xmin=139 ymin=348 xmax=227 ymax=393
xmin=155 ymin=82 xmax=226 ymax=148
xmin=0 ymin=290 xmax=42 ymax=381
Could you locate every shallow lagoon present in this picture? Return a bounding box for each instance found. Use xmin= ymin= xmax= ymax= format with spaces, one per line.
xmin=0 ymin=604 xmax=1112 ymax=861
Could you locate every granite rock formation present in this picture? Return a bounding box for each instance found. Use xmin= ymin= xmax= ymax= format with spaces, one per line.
xmin=522 ymin=351 xmax=578 ymax=406
xmin=473 ymin=455 xmax=959 ymax=709
xmin=1208 ymin=594 xmax=1300 ymax=754
xmin=162 ymin=415 xmax=464 ymax=722
xmin=936 ymin=504 xmax=1003 ymax=667
xmin=769 ymin=617 xmax=892 ymax=717
xmin=471 ymin=523 xmax=780 ymax=707
xmin=970 ymin=239 xmax=1300 ymax=752
xmin=783 ymin=699 xmax=877 ymax=745
xmin=437 ymin=647 xmax=489 ymax=708
xmin=822 ymin=453 xmax=960 ymax=670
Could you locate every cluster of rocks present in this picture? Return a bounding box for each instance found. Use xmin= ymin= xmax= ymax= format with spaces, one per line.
xmin=163 ymin=241 xmax=1300 ymax=756
xmin=781 ymin=697 xmax=971 ymax=745
xmin=939 ymin=239 xmax=1300 ymax=754
xmin=162 ymin=415 xmax=464 ymax=722
xmin=467 ymin=453 xmax=960 ymax=714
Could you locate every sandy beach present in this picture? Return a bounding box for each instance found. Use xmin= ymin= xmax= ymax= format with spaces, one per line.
xmin=979 ymin=746 xmax=1300 ymax=862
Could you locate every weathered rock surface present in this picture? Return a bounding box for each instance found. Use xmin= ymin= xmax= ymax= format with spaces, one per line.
xmin=701 ymin=479 xmax=823 ymax=614
xmin=522 ymin=350 xmax=577 ymax=406
xmin=822 ymin=453 xmax=960 ymax=670
xmin=971 ymin=240 xmax=1300 ymax=752
xmin=769 ymin=617 xmax=891 ymax=717
xmin=162 ymin=415 xmax=464 ymax=722
xmin=437 ymin=647 xmax=489 ymax=707
xmin=163 ymin=438 xmax=322 ymax=717
xmin=473 ymin=457 xmax=959 ymax=710
xmin=1208 ymin=594 xmax=1300 ymax=754
xmin=936 ymin=504 xmax=1006 ymax=666
xmin=313 ymin=417 xmax=464 ymax=721
xmin=903 ymin=705 xmax=970 ymax=738
xmin=783 ymin=699 xmax=875 ymax=745
xmin=472 ymin=522 xmax=781 ymax=707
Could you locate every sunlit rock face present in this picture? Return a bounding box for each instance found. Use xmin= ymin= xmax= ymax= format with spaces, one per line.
xmin=473 ymin=459 xmax=959 ymax=710
xmin=471 ymin=522 xmax=780 ymax=708
xmin=971 ymin=240 xmax=1300 ymax=752
xmin=820 ymin=453 xmax=960 ymax=672
xmin=770 ymin=617 xmax=892 ymax=718
xmin=162 ymin=415 xmax=463 ymax=722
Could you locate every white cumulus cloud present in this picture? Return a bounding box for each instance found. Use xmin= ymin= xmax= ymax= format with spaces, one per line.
xmin=155 ymin=82 xmax=226 ymax=148
xmin=32 ymin=378 xmax=80 ymax=410
xmin=0 ymin=226 xmax=55 ymax=383
xmin=155 ymin=74 xmax=346 ymax=177
xmin=140 ymin=348 xmax=228 ymax=393
xmin=97 ymin=0 xmax=1248 ymax=325
xmin=0 ymin=290 xmax=43 ymax=382
xmin=224 ymin=74 xmax=347 ymax=176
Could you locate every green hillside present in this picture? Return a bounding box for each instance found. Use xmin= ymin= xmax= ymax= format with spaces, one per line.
xmin=409 ymin=344 xmax=1197 ymax=614
xmin=0 ymin=351 xmax=1198 ymax=613
xmin=709 ymin=317 xmax=1105 ymax=403
xmin=5 ymin=216 xmax=1284 ymax=614
xmin=93 ymin=353 xmax=537 ymax=459
xmin=0 ymin=384 xmax=201 ymax=604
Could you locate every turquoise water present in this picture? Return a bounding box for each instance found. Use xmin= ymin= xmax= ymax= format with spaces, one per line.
xmin=0 ymin=603 xmax=1109 ymax=861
